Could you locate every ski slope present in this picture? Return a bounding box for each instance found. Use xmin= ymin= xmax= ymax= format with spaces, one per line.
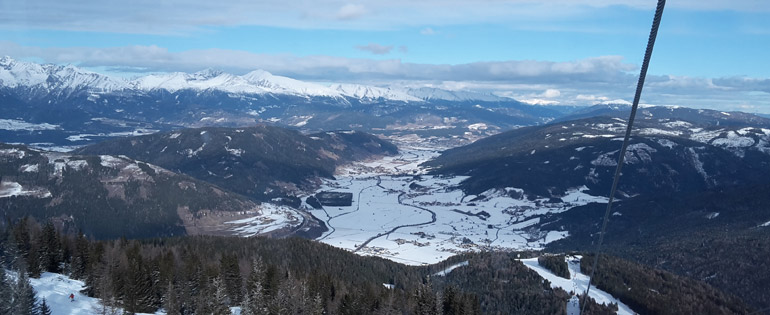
xmin=520 ymin=256 xmax=635 ymax=315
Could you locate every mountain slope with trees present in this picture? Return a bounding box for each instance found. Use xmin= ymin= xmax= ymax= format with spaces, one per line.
xmin=545 ymin=182 xmax=770 ymax=310
xmin=0 ymin=218 xmax=751 ymax=314
xmin=75 ymin=126 xmax=397 ymax=204
xmin=0 ymin=142 xmax=262 ymax=239
xmin=424 ymin=116 xmax=770 ymax=198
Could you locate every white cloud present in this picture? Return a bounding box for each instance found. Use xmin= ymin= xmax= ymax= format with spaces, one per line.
xmin=542 ymin=89 xmax=561 ymax=98
xmin=599 ymin=99 xmax=632 ymax=105
xmin=420 ymin=27 xmax=436 ymax=35
xmin=1 ymin=0 xmax=766 ymax=34
xmin=0 ymin=42 xmax=638 ymax=83
xmin=520 ymin=98 xmax=561 ymax=105
xmin=336 ymin=4 xmax=368 ymax=20
xmin=575 ymin=94 xmax=610 ymax=102
xmin=355 ymin=43 xmax=394 ymax=55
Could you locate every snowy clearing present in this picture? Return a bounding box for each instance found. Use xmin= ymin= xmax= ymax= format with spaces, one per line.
xmin=0 ymin=181 xmax=51 ymax=198
xmin=0 ymin=119 xmax=59 ymax=131
xmin=27 ymin=272 xmax=240 ymax=315
xmin=225 ymin=204 xmax=302 ymax=236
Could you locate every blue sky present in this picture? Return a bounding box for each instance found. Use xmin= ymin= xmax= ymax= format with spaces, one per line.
xmin=1 ymin=0 xmax=769 ymax=112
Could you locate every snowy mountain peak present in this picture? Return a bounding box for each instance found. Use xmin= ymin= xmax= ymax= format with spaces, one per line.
xmin=1 ymin=55 xmax=16 ymax=67
xmin=192 ymin=68 xmax=225 ymax=79
xmin=241 ymin=69 xmax=342 ymax=97
xmin=131 ymin=71 xmax=264 ymax=94
xmin=0 ymin=58 xmax=523 ymax=103
xmin=330 ymin=83 xmax=423 ymax=102
xmin=241 ymin=69 xmax=273 ymax=80
xmin=0 ymin=56 xmax=128 ymax=92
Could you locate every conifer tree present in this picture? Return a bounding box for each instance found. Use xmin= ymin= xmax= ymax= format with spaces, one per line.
xmin=39 ymin=298 xmax=52 ymax=315
xmin=38 ymin=222 xmax=62 ymax=273
xmin=0 ymin=266 xmax=13 ymax=315
xmin=123 ymin=245 xmax=157 ymax=312
xmin=70 ymin=231 xmax=89 ymax=279
xmin=268 ymin=277 xmax=296 ymax=315
xmin=163 ymin=281 xmax=181 ymax=315
xmin=211 ymin=276 xmax=231 ymax=315
xmin=338 ymin=293 xmax=359 ymax=315
xmin=245 ymin=258 xmax=264 ymax=294
xmin=413 ymin=279 xmax=438 ymax=315
xmin=441 ymin=285 xmax=459 ymax=315
xmin=241 ymin=281 xmax=268 ymax=315
xmin=12 ymin=266 xmax=38 ymax=315
xmin=219 ymin=253 xmax=242 ymax=305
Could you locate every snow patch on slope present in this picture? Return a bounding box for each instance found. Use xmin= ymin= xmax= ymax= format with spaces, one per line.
xmin=434 ymin=261 xmax=469 ymax=276
xmin=225 ymin=204 xmax=301 ymax=236
xmin=0 ymin=119 xmax=60 ymax=131
xmin=0 ymin=181 xmax=51 ymax=198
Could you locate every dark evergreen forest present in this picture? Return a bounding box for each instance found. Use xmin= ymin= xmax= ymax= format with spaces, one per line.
xmin=0 ymin=218 xmax=751 ymax=314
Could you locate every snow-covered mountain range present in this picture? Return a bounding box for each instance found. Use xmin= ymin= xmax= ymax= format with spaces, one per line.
xmin=0 ymin=56 xmax=504 ymax=102
xmin=0 ymin=56 xmax=128 ymax=92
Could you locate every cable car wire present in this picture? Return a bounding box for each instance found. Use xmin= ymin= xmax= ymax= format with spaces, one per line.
xmin=580 ymin=0 xmax=666 ymax=312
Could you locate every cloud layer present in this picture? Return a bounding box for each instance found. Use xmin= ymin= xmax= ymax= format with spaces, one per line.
xmin=355 ymin=43 xmax=394 ymax=55
xmin=0 ymin=42 xmax=638 ymax=84
xmin=1 ymin=42 xmax=768 ymax=113
xmin=1 ymin=0 xmax=768 ymax=34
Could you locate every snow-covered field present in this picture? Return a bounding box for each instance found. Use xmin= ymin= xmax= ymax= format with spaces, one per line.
xmin=225 ymin=204 xmax=302 ymax=236
xmin=0 ymin=119 xmax=59 ymax=131
xmin=520 ymin=256 xmax=634 ymax=315
xmin=307 ymin=145 xmax=608 ymax=265
xmin=0 ymin=181 xmax=51 ymax=198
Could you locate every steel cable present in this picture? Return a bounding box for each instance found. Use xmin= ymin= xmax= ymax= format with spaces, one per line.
xmin=580 ymin=0 xmax=666 ymax=313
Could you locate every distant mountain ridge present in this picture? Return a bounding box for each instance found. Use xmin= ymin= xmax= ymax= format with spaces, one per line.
xmin=557 ymin=104 xmax=770 ymax=127
xmin=1 ymin=56 xmax=562 ymax=147
xmin=425 ymin=113 xmax=770 ymax=198
xmin=0 ymin=56 xmax=505 ymax=102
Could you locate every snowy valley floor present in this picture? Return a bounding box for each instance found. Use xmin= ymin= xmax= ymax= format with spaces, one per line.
xmin=227 ymin=141 xmax=608 ymax=265
xmin=307 ymin=145 xmax=607 ymax=265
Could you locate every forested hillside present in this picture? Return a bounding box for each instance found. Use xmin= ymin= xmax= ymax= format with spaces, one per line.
xmin=546 ymin=182 xmax=770 ymax=310
xmin=75 ymin=126 xmax=398 ymax=204
xmin=2 ymin=218 xmax=748 ymax=314
xmin=0 ymin=143 xmax=262 ymax=239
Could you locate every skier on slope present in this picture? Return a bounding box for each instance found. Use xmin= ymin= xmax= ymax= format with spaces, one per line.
xmin=70 ymin=293 xmax=75 ymax=302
